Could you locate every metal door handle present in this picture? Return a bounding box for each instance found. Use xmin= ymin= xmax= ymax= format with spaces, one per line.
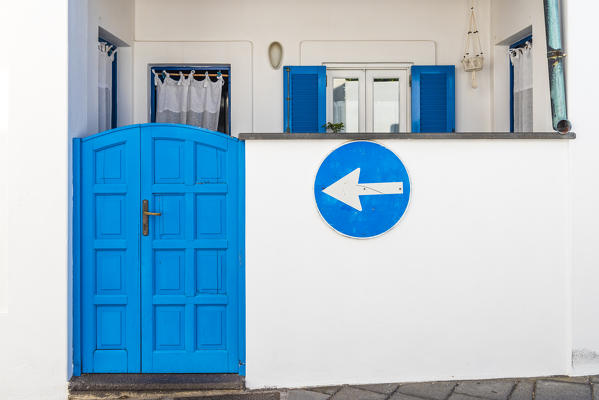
xmin=142 ymin=199 xmax=161 ymax=236
xmin=143 ymin=211 xmax=162 ymax=216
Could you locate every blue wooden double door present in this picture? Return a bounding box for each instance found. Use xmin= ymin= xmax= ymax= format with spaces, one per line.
xmin=79 ymin=124 xmax=243 ymax=373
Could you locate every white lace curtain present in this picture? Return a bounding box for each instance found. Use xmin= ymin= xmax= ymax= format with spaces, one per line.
xmin=98 ymin=43 xmax=115 ymax=132
xmin=510 ymin=42 xmax=533 ymax=132
xmin=153 ymin=70 xmax=224 ymax=131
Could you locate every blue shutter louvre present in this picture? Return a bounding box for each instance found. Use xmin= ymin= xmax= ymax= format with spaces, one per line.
xmin=420 ymin=73 xmax=448 ymax=132
xmin=284 ymin=66 xmax=326 ymax=133
xmin=291 ymin=74 xmax=319 ymax=132
xmin=411 ymin=66 xmax=455 ymax=133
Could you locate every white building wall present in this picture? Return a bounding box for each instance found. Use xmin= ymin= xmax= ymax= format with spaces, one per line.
xmin=2 ymin=0 xmax=597 ymax=398
xmin=0 ymin=1 xmax=69 ymax=399
xmin=134 ymin=0 xmax=493 ymax=133
xmin=245 ymin=139 xmax=571 ymax=388
xmin=130 ymin=0 xmax=578 ymax=388
xmin=565 ymin=1 xmax=599 ymax=375
xmin=489 ymin=0 xmax=599 ymax=377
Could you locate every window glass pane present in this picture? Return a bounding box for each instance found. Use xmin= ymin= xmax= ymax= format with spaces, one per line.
xmin=373 ymin=78 xmax=400 ymax=133
xmin=333 ymin=78 xmax=359 ymax=133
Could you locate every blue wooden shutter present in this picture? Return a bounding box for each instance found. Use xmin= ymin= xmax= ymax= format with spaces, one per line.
xmin=284 ymin=66 xmax=326 ymax=133
xmin=411 ymin=66 xmax=455 ymax=133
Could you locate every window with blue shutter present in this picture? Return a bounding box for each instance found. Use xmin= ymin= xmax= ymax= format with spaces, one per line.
xmin=284 ymin=66 xmax=326 ymax=133
xmin=411 ymin=66 xmax=455 ymax=133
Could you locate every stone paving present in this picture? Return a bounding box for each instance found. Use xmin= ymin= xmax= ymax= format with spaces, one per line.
xmin=280 ymin=376 xmax=599 ymax=400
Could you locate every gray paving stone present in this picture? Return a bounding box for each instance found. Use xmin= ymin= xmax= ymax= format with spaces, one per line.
xmin=287 ymin=389 xmax=330 ymax=400
xmin=389 ymin=393 xmax=430 ymax=400
xmin=447 ymin=394 xmax=485 ymax=400
xmin=592 ymin=384 xmax=599 ymax=400
xmin=395 ymin=381 xmax=456 ymax=400
xmin=331 ymin=386 xmax=387 ymax=400
xmin=535 ymin=380 xmax=591 ymax=400
xmin=310 ymin=387 xmax=341 ymax=395
xmin=454 ymin=380 xmax=515 ymax=400
xmin=353 ymin=383 xmax=399 ymax=395
xmin=509 ymin=381 xmax=534 ymax=400
xmin=546 ymin=376 xmax=590 ymax=384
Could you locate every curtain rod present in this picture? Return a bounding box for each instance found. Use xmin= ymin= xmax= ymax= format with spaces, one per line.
xmin=152 ymin=68 xmax=229 ymax=78
xmin=156 ymin=72 xmax=229 ymax=78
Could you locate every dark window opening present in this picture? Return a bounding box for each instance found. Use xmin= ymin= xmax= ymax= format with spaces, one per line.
xmin=149 ymin=65 xmax=231 ymax=135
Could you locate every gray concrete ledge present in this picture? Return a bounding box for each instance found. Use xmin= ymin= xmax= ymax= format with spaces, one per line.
xmin=69 ymin=373 xmax=244 ymax=392
xmin=69 ymin=390 xmax=280 ymax=400
xmin=239 ymin=132 xmax=576 ymax=140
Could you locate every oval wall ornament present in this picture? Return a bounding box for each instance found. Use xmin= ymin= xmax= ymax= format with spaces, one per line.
xmin=314 ymin=141 xmax=411 ymax=239
xmin=268 ymin=41 xmax=283 ymax=70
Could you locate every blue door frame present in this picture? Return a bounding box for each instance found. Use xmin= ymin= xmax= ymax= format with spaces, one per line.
xmin=73 ymin=123 xmax=245 ymax=375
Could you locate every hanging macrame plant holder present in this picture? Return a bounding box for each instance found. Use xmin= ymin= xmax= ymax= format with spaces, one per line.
xmin=462 ymin=1 xmax=484 ymax=88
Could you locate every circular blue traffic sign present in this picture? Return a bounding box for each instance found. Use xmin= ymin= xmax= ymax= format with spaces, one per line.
xmin=314 ymin=141 xmax=411 ymax=238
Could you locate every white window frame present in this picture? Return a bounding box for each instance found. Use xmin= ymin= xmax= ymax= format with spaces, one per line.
xmin=366 ymin=69 xmax=409 ymax=133
xmin=325 ymin=63 xmax=411 ymax=133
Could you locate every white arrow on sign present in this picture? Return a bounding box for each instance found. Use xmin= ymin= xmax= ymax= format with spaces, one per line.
xmin=322 ymin=168 xmax=403 ymax=211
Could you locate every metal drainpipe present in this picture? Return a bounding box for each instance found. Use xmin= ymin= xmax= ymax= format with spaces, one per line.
xmin=543 ymin=0 xmax=572 ymax=133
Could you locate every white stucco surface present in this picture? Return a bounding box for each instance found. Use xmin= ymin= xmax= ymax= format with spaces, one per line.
xmin=245 ymin=139 xmax=571 ymax=388
xmin=0 ymin=1 xmax=69 ymax=399
xmin=566 ymin=0 xmax=599 ymax=376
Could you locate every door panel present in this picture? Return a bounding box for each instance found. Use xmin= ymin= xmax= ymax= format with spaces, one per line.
xmin=81 ymin=126 xmax=141 ymax=373
xmin=140 ymin=125 xmax=240 ymax=373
